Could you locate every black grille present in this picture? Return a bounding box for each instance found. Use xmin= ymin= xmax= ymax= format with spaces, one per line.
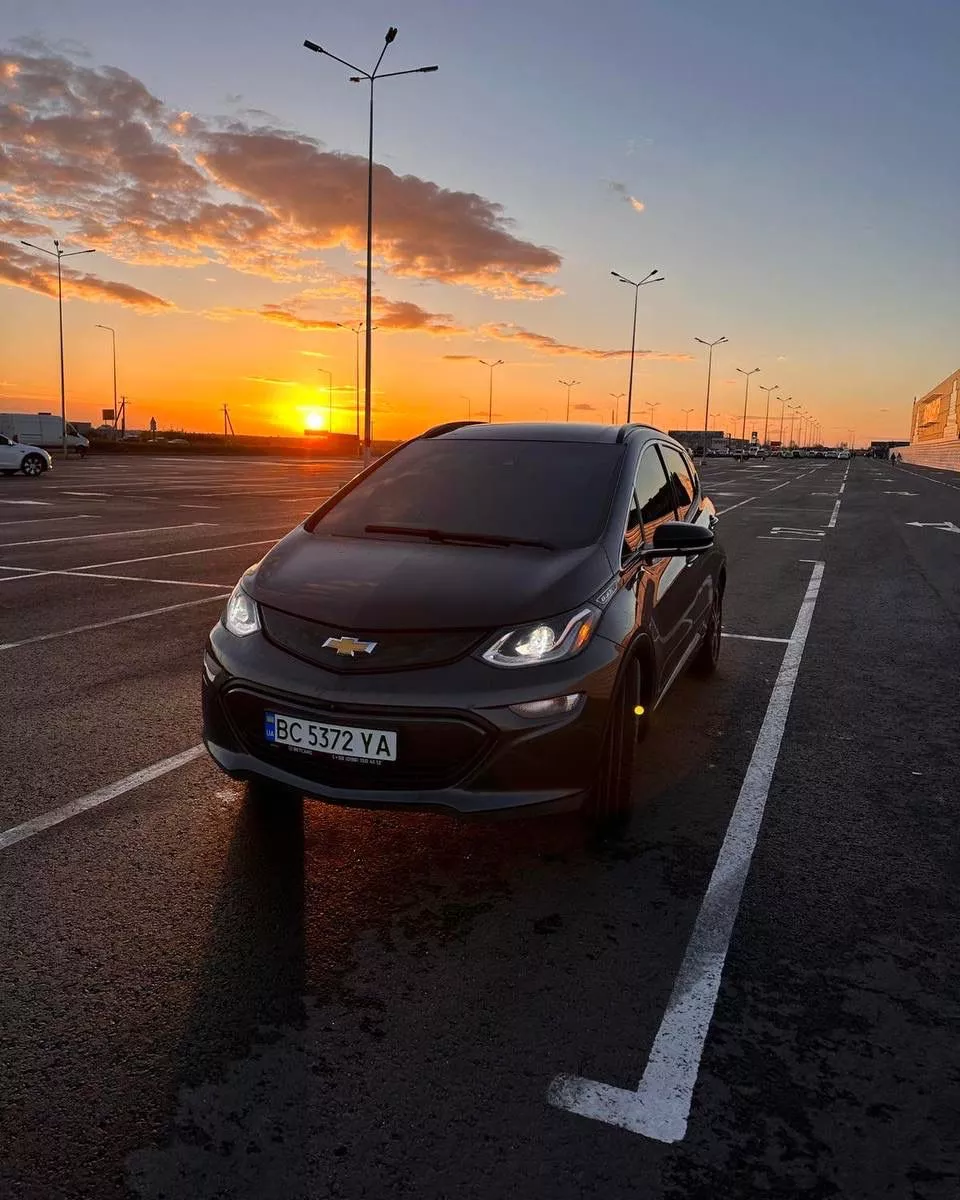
xmin=221 ymin=685 xmax=492 ymax=790
xmin=260 ymin=605 xmax=486 ymax=673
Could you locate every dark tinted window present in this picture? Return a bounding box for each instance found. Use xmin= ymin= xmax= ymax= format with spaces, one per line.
xmin=633 ymin=448 xmax=677 ymax=545
xmin=660 ymin=445 xmax=697 ymax=513
xmin=315 ymin=439 xmax=625 ymax=550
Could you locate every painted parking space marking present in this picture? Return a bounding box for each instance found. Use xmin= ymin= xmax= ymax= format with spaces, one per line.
xmin=0 ymin=522 xmax=216 ymax=549
xmin=0 ymin=593 xmax=229 ymax=653
xmin=0 ymin=746 xmax=205 ymax=852
xmin=548 ymin=562 xmax=826 ymax=1143
xmin=721 ymin=633 xmax=790 ymax=644
xmin=0 ymin=514 xmax=96 ymax=528
xmin=0 ymin=499 xmax=53 ymax=506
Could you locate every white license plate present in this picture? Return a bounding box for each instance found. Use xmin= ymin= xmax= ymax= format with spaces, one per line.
xmin=265 ymin=711 xmax=397 ymax=761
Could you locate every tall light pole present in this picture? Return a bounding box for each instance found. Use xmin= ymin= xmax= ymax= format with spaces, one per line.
xmin=758 ymin=383 xmax=778 ymax=447
xmin=304 ymin=28 xmax=438 ymax=467
xmin=337 ymin=321 xmax=375 ymax=448
xmin=21 ymin=238 xmax=95 ymax=460
xmin=778 ymin=394 xmax=792 ymax=444
xmin=479 ymin=359 xmax=503 ymax=422
xmin=737 ymin=366 xmax=760 ymax=451
xmin=788 ymin=403 xmax=801 ymax=447
xmin=317 ymin=367 xmax=333 ymax=431
xmin=694 ymin=335 xmax=728 ymax=462
xmin=647 ymin=400 xmax=660 ymax=425
xmin=95 ymin=324 xmax=118 ymax=435
xmin=611 ymin=268 xmax=665 ymax=422
xmin=609 ymin=392 xmax=625 ymax=424
xmin=681 ymin=406 xmax=694 ymax=430
xmin=559 ymin=379 xmax=580 ymax=421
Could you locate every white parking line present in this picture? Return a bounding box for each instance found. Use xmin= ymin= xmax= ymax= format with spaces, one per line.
xmin=548 ymin=561 xmax=826 ymax=1142
xmin=0 ymin=746 xmax=206 ymax=851
xmin=0 ymin=514 xmax=96 ymax=528
xmin=0 ymin=522 xmax=215 ymax=549
xmin=0 ymin=593 xmax=229 ymax=652
xmin=721 ymin=633 xmax=790 ymax=643
xmin=14 ymin=568 xmax=232 ymax=589
xmin=716 ymin=496 xmax=756 ymax=515
xmin=827 ymin=498 xmax=841 ymax=528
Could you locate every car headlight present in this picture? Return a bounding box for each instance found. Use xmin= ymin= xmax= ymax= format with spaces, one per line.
xmin=480 ymin=606 xmax=600 ymax=668
xmin=223 ymin=581 xmax=261 ymax=637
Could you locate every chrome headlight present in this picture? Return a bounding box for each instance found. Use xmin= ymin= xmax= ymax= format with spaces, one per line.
xmin=480 ymin=605 xmax=600 ymax=668
xmin=223 ymin=581 xmax=261 ymax=637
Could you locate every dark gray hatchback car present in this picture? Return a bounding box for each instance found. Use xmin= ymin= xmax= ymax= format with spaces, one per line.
xmin=202 ymin=421 xmax=726 ymax=826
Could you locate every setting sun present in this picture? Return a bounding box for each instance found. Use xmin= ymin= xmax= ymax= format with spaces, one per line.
xmin=303 ymin=409 xmax=327 ymax=432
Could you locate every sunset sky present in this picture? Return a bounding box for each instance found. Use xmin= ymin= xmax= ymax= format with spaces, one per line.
xmin=2 ymin=0 xmax=958 ymax=443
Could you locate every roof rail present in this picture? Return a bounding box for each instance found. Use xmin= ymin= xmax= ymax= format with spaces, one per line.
xmin=421 ymin=420 xmax=486 ymax=439
xmin=615 ymin=422 xmax=657 ymax=444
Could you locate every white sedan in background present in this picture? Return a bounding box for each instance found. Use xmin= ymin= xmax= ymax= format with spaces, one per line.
xmin=0 ymin=434 xmax=53 ymax=477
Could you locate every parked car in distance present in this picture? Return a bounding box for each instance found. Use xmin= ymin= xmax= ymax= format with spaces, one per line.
xmin=0 ymin=412 xmax=89 ymax=456
xmin=0 ymin=433 xmax=53 ymax=477
xmin=202 ymin=421 xmax=727 ymax=830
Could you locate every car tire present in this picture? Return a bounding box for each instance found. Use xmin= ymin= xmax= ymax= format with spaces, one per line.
xmin=20 ymin=454 xmax=45 ymax=478
xmin=691 ymin=587 xmax=722 ymax=677
xmin=586 ymin=656 xmax=641 ymax=833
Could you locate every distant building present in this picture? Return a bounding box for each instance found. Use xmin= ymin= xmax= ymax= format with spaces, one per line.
xmin=902 ymin=367 xmax=960 ymax=472
xmin=668 ymin=429 xmax=725 ymax=453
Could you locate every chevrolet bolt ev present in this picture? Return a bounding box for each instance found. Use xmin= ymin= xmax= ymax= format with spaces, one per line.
xmin=202 ymin=422 xmax=726 ymax=828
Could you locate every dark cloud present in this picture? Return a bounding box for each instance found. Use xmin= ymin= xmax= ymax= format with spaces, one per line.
xmin=0 ymin=240 xmax=172 ymax=309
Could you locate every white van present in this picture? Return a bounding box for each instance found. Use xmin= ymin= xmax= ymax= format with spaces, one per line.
xmin=0 ymin=412 xmax=90 ymax=456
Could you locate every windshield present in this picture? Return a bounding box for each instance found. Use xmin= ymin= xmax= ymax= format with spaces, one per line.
xmin=313 ymin=439 xmax=625 ymax=551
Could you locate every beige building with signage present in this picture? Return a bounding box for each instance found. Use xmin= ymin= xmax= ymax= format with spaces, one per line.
xmin=902 ymin=368 xmax=960 ymax=472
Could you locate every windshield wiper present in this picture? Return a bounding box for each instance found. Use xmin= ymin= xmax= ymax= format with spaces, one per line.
xmin=363 ymin=523 xmax=554 ymax=550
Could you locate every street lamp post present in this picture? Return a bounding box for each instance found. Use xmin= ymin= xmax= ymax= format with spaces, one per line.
xmin=317 ymin=367 xmax=333 ymax=431
xmin=681 ymin=406 xmax=694 ymax=430
xmin=337 ymin=321 xmax=375 ymax=449
xmin=479 ymin=359 xmax=503 ymax=422
xmin=694 ymin=335 xmax=728 ymax=462
xmin=778 ymin=395 xmax=792 ymax=444
xmin=647 ymin=401 xmax=660 ymax=425
xmin=737 ymin=366 xmax=760 ymax=453
xmin=95 ymin=324 xmax=118 ymax=436
xmin=788 ymin=403 xmax=801 ymax=447
xmin=304 ymin=28 xmax=438 ymax=467
xmin=20 ymin=238 xmax=95 ymax=460
xmin=611 ymin=268 xmax=665 ymax=421
xmin=758 ymin=383 xmax=778 ymax=446
xmin=609 ymin=392 xmax=625 ymax=424
xmin=559 ymin=379 xmax=580 ymax=421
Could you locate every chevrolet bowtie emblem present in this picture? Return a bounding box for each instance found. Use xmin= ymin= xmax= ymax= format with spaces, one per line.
xmin=322 ymin=635 xmax=378 ymax=657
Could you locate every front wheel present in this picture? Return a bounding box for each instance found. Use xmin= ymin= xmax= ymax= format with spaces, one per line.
xmin=20 ymin=454 xmax=45 ymax=477
xmin=691 ymin=588 xmax=722 ymax=677
xmin=585 ymin=657 xmax=642 ymax=834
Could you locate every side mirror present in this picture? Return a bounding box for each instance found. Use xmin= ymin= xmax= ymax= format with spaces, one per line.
xmin=641 ymin=521 xmax=713 ymax=560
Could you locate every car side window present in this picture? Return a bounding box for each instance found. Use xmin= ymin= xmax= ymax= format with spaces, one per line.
xmin=622 ymin=448 xmax=677 ymax=563
xmin=660 ymin=445 xmax=697 ymax=517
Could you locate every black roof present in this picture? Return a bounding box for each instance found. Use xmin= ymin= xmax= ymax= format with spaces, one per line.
xmin=423 ymin=420 xmax=663 ymax=444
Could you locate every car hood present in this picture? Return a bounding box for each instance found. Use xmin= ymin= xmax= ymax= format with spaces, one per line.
xmin=247 ymin=527 xmax=613 ymax=630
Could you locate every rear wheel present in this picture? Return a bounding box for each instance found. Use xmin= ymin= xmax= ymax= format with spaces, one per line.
xmin=692 ymin=587 xmax=722 ymax=677
xmin=586 ymin=657 xmax=642 ymax=834
xmin=20 ymin=454 xmax=45 ymax=478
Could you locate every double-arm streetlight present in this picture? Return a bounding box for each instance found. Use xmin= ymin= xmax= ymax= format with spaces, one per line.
xmin=611 ymin=268 xmax=665 ymax=421
xmin=559 ymin=379 xmax=580 ymax=421
xmin=758 ymin=383 xmax=778 ymax=447
xmin=778 ymin=394 xmax=792 ymax=445
xmin=694 ymin=335 xmax=728 ymax=461
xmin=20 ymin=238 xmax=95 ymax=460
xmin=304 ymin=27 xmax=438 ymax=465
xmin=95 ymin=324 xmax=118 ymax=434
xmin=737 ymin=367 xmax=760 ymax=450
xmin=609 ymin=392 xmax=625 ymax=424
xmin=681 ymin=406 xmax=694 ymax=430
xmin=337 ymin=321 xmax=376 ymax=446
xmin=479 ymin=359 xmax=504 ymax=422
xmin=317 ymin=367 xmax=333 ymax=431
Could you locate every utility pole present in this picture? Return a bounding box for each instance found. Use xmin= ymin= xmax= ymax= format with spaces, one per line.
xmin=559 ymin=379 xmax=580 ymax=421
xmin=223 ymin=404 xmax=234 ymax=438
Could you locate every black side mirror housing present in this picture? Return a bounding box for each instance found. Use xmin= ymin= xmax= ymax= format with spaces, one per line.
xmin=641 ymin=520 xmax=713 ymax=560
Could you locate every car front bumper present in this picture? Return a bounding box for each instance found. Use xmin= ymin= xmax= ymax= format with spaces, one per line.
xmin=201 ymin=620 xmax=622 ymax=816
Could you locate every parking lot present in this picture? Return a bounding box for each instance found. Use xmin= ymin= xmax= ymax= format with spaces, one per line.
xmin=1 ymin=451 xmax=958 ymax=1199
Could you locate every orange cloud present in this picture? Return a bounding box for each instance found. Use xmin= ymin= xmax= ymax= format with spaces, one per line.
xmin=0 ymin=240 xmax=172 ymax=310
xmin=0 ymin=46 xmax=563 ymax=298
xmin=227 ymin=295 xmax=466 ymax=336
xmin=479 ymin=321 xmax=693 ymax=362
xmin=608 ymin=181 xmax=646 ymax=214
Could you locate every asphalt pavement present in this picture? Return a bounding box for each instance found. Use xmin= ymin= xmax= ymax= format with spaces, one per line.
xmin=0 ymin=451 xmax=957 ymax=1199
